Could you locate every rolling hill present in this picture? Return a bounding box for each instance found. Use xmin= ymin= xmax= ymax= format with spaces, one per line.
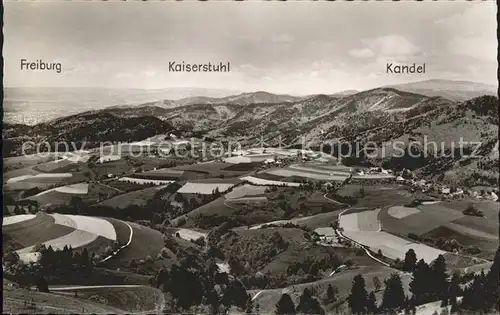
xmin=386 ymin=79 xmax=497 ymax=101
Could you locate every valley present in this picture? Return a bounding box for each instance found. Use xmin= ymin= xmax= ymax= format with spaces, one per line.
xmin=2 ymin=81 xmax=499 ymax=315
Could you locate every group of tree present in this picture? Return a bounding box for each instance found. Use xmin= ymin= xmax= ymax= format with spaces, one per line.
xmin=348 ymin=274 xmax=379 ymax=315
xmin=155 ymin=255 xmax=251 ymax=314
xmin=275 ymin=287 xmax=326 ymax=315
xmin=3 ymin=245 xmax=97 ymax=289
xmin=462 ymin=204 xmax=484 ymax=217
xmin=347 ymin=246 xmax=499 ymax=315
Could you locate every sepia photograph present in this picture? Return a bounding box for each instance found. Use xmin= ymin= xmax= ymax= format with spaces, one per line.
xmin=2 ymin=2 xmax=499 ymax=315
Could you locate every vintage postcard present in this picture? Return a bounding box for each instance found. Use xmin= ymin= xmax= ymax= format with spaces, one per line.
xmin=2 ymin=2 xmax=499 ymax=315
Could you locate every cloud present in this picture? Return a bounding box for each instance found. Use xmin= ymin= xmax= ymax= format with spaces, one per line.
xmin=365 ymin=35 xmax=420 ymax=56
xmin=349 ymin=48 xmax=375 ymax=59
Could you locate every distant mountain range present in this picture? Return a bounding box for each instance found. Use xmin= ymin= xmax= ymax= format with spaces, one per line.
xmin=386 ymin=79 xmax=497 ymax=101
xmin=4 ymin=80 xmax=497 ymax=125
xmin=4 ymin=80 xmax=498 ymax=188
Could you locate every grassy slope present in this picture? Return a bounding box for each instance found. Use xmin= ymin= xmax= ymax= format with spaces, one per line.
xmin=3 ymin=281 xmax=124 ymax=314
xmin=52 ymin=285 xmax=164 ymax=312
xmin=3 ymin=213 xmax=74 ymax=250
xmin=251 ymin=265 xmax=406 ymax=314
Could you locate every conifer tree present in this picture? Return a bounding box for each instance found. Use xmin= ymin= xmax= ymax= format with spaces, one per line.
xmin=403 ymin=249 xmax=418 ymax=272
xmin=381 ymin=273 xmax=406 ymax=311
xmin=275 ymin=293 xmax=295 ymax=314
xmin=348 ymin=274 xmax=368 ymax=315
xmin=410 ymin=259 xmax=432 ymax=305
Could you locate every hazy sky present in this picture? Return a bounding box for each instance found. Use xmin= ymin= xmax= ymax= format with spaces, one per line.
xmin=4 ymin=1 xmax=497 ymax=94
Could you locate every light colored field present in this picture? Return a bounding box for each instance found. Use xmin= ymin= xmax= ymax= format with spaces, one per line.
xmin=177 ymin=182 xmax=234 ymax=194
xmin=17 ymin=230 xmax=98 ymax=254
xmin=289 ymin=164 xmax=351 ymax=176
xmin=18 ymin=252 xmax=42 ymax=264
xmin=249 ymin=213 xmax=323 ymax=229
xmin=3 ymin=214 xmax=36 ymax=226
xmin=351 ymin=174 xmax=395 ymax=180
xmin=388 ymin=206 xmax=421 ymax=219
xmin=339 ymin=209 xmax=381 ymax=231
xmin=464 ymin=262 xmax=493 ymax=274
xmin=55 ymin=183 xmax=89 ymax=194
xmin=174 ymin=228 xmax=207 ymax=241
xmin=224 ymin=154 xmax=273 ymax=164
xmin=224 ymin=184 xmax=267 ymax=199
xmin=314 ymin=227 xmax=336 ymax=237
xmin=445 ymin=222 xmax=498 ymax=240
xmin=421 ymin=201 xmax=441 ymax=205
xmin=51 ymin=213 xmax=78 ymax=228
xmin=266 ymin=168 xmax=348 ymax=181
xmin=117 ymin=177 xmax=175 ymax=185
xmin=241 ymin=176 xmax=301 ymax=187
xmin=63 ymin=215 xmax=117 ymax=240
xmin=343 ymin=230 xmax=445 ymax=263
xmin=6 ymin=173 xmax=72 ymax=184
xmin=98 ymin=155 xmax=122 ymax=163
xmin=231 ymin=196 xmax=268 ymax=202
xmin=35 ymin=183 xmax=89 ymax=197
xmin=340 ymin=209 xmax=445 ymax=263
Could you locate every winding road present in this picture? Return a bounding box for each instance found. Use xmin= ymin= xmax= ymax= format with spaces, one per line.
xmin=100 ymin=222 xmax=134 ymax=263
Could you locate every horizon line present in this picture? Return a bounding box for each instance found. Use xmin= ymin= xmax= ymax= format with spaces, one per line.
xmin=4 ymin=78 xmax=498 ymax=93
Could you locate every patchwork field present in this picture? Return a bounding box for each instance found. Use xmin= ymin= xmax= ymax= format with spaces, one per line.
xmin=249 ymin=211 xmax=341 ymax=231
xmin=25 ymin=183 xmax=90 ymax=207
xmin=4 ymin=159 xmax=89 ymax=193
xmin=170 ymin=161 xmax=258 ymax=178
xmin=3 ymin=213 xmax=118 ymax=263
xmin=225 ymin=184 xmax=267 ymax=199
xmin=241 ymin=175 xmax=301 ymax=187
xmin=340 ymin=209 xmax=446 ymax=263
xmin=387 ymin=206 xmax=421 ymax=219
xmin=224 ymin=154 xmax=274 ymax=164
xmin=265 ymin=167 xmax=349 ymax=181
xmin=126 ymin=168 xmax=185 ymax=180
xmin=379 ymin=203 xmax=465 ymax=236
xmin=95 ymin=185 xmax=167 ymax=209
xmin=177 ymin=182 xmax=235 ymax=194
xmin=3 ymin=153 xmax=64 ymax=172
xmin=379 ymin=200 xmax=499 ymax=259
